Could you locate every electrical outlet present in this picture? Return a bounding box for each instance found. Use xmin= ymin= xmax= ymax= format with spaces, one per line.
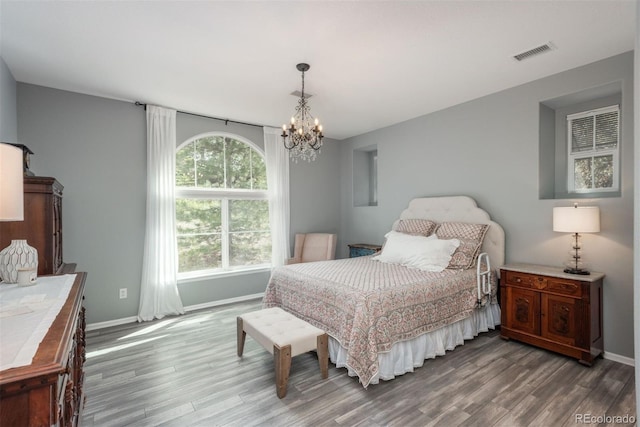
xmin=119 ymin=288 xmax=127 ymax=299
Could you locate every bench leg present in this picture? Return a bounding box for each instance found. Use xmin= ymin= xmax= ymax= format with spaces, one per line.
xmin=317 ymin=333 xmax=329 ymax=379
xmin=274 ymin=344 xmax=292 ymax=398
xmin=237 ymin=317 xmax=246 ymax=357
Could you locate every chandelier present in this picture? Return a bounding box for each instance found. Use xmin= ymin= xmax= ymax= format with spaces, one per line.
xmin=281 ymin=63 xmax=324 ymax=162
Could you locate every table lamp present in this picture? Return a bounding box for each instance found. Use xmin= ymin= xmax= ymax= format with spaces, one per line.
xmin=0 ymin=143 xmax=34 ymax=284
xmin=553 ymin=204 xmax=600 ymax=275
xmin=0 ymin=143 xmax=24 ymax=221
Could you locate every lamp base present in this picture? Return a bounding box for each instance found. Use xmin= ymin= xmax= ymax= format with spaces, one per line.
xmin=563 ymin=267 xmax=590 ymax=275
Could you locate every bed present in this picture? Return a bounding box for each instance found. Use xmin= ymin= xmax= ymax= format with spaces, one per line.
xmin=263 ymin=196 xmax=505 ymax=388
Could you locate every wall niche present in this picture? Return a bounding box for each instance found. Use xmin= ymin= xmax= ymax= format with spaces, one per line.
xmin=353 ymin=145 xmax=378 ymax=207
xmin=539 ymin=81 xmax=622 ymax=200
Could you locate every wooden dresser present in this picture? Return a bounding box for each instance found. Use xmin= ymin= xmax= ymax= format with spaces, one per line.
xmin=500 ymin=263 xmax=604 ymax=365
xmin=0 ymin=176 xmax=64 ymax=276
xmin=0 ymin=272 xmax=87 ymax=426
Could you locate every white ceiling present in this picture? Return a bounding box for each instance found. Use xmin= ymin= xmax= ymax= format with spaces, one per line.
xmin=0 ymin=1 xmax=636 ymax=140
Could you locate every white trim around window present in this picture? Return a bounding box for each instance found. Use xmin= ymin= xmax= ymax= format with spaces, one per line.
xmin=566 ymin=104 xmax=620 ymax=193
xmin=175 ymin=187 xmax=268 ymax=200
xmin=175 ymin=132 xmax=271 ymax=278
xmin=177 ymin=264 xmax=271 ymax=283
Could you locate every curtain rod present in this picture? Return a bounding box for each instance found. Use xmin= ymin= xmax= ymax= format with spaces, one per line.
xmin=134 ymin=101 xmax=267 ymax=129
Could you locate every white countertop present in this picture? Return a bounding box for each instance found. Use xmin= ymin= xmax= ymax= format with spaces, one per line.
xmin=0 ymin=274 xmax=77 ymax=370
xmin=500 ymin=263 xmax=605 ymax=282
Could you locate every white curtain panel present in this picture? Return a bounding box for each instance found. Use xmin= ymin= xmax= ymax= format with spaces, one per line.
xmin=138 ymin=105 xmax=185 ymax=322
xmin=264 ymin=127 xmax=291 ymax=268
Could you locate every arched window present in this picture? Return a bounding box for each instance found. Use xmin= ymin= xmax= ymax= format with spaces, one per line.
xmin=175 ymin=133 xmax=271 ymax=276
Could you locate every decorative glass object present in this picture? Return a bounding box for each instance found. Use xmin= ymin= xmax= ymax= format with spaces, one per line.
xmin=0 ymin=239 xmax=38 ymax=284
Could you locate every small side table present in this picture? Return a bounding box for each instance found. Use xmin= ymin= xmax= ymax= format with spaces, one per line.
xmin=500 ymin=263 xmax=604 ymax=366
xmin=348 ymin=243 xmax=382 ymax=258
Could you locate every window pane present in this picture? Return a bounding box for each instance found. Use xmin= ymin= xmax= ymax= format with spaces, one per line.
xmin=229 ymin=199 xmax=271 ymax=267
xmin=229 ymin=200 xmax=270 ymax=232
xmin=595 ymin=111 xmax=618 ymax=150
xmin=571 ymin=116 xmax=593 ymax=153
xmin=176 ymin=142 xmax=196 ymax=187
xmin=573 ymin=157 xmax=592 ymax=190
xmin=251 ymin=152 xmax=268 ymax=190
xmin=195 ymin=136 xmax=225 ymax=188
xmin=176 ymin=199 xmax=222 ymax=272
xmin=229 ymin=231 xmax=271 ymax=267
xmin=178 ymin=234 xmax=222 ymax=272
xmin=176 ymin=199 xmax=221 ymax=234
xmin=225 ymin=138 xmax=253 ymax=189
xmin=593 ymin=155 xmax=613 ymax=189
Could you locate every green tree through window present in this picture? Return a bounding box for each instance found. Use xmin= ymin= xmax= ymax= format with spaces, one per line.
xmin=176 ymin=134 xmax=271 ymax=275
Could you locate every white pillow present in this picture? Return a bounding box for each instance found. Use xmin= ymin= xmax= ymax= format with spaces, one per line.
xmin=372 ymin=230 xmax=460 ymax=272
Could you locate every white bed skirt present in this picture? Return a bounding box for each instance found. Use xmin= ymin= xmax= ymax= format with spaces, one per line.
xmin=328 ymin=303 xmax=501 ymax=385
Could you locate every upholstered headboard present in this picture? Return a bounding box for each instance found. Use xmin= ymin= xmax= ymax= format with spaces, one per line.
xmin=393 ymin=196 xmax=505 ymax=270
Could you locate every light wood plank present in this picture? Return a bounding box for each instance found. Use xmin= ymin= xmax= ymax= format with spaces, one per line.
xmin=80 ymin=299 xmax=636 ymax=426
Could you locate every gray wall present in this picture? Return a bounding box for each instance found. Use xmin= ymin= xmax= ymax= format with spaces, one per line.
xmin=18 ymin=85 xmax=147 ymax=323
xmin=17 ymin=84 xmax=341 ymax=323
xmin=0 ymin=57 xmax=17 ymax=142
xmin=339 ymin=51 xmax=635 ymax=359
xmin=538 ymin=103 xmax=555 ymax=199
xmin=289 ymin=141 xmax=342 ymax=244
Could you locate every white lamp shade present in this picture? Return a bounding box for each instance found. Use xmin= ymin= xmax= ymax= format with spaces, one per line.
xmin=0 ymin=144 xmax=24 ymax=221
xmin=553 ymin=206 xmax=600 ymax=233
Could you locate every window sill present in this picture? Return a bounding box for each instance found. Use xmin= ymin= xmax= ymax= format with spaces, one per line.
xmin=543 ymin=190 xmax=621 ymax=200
xmin=178 ymin=265 xmax=272 ymax=284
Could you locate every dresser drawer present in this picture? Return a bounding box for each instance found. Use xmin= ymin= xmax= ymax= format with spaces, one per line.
xmin=503 ymin=270 xmax=583 ymax=297
xmin=504 ymin=271 xmax=547 ymax=290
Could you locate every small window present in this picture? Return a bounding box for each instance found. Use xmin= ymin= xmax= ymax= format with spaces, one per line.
xmin=567 ymin=105 xmax=619 ymax=193
xmin=175 ymin=133 xmax=271 ymax=277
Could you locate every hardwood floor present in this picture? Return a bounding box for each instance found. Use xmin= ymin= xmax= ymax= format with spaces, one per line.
xmin=81 ymin=300 xmax=636 ymax=427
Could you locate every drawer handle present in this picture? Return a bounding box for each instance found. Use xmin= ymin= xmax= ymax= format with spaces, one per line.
xmin=515 ymin=278 xmax=521 ymax=283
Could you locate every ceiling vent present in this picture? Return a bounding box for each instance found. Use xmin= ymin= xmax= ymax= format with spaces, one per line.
xmin=513 ymin=42 xmax=555 ymax=61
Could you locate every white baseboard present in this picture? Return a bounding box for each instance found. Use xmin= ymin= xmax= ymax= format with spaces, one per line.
xmin=183 ymin=292 xmax=264 ymax=312
xmin=603 ymin=351 xmax=635 ymax=366
xmin=86 ymin=316 xmax=138 ymax=332
xmin=86 ymin=293 xmax=264 ymax=331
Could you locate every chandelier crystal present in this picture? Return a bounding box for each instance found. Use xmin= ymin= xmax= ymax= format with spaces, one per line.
xmin=281 ymin=63 xmax=324 ymax=163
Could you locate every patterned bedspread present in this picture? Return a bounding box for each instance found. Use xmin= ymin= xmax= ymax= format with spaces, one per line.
xmin=263 ymin=255 xmax=496 ymax=388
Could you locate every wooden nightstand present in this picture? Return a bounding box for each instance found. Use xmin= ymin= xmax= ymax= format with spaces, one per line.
xmin=500 ymin=263 xmax=604 ymax=366
xmin=348 ymin=243 xmax=382 ymax=258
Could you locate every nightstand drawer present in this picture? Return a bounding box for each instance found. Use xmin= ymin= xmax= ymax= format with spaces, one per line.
xmin=504 ymin=271 xmax=547 ymax=290
xmin=546 ymin=278 xmax=582 ymax=297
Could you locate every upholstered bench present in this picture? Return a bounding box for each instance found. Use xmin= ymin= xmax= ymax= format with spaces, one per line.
xmin=237 ymin=307 xmax=329 ymax=398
